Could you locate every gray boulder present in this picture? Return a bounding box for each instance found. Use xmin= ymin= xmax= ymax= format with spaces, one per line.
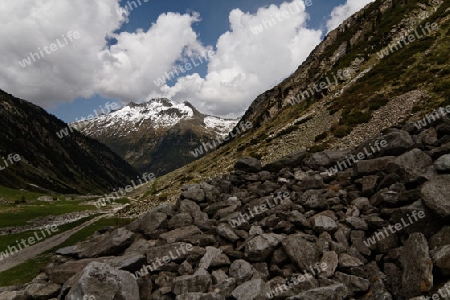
xmin=160 ymin=226 xmax=202 ymax=243
xmin=435 ymin=154 xmax=450 ymax=172
xmin=421 ymin=175 xmax=450 ymax=217
xmin=264 ymin=150 xmax=307 ymax=172
xmin=24 ymin=282 xmax=60 ymax=299
xmin=393 ymin=149 xmax=433 ymax=183
xmin=311 ymin=215 xmax=337 ymax=233
xmin=286 ymin=283 xmax=348 ymax=300
xmin=431 ymin=245 xmax=450 ymax=275
xmin=64 ymin=262 xmax=139 ymax=300
xmin=182 ymin=188 xmax=206 ymax=203
xmin=353 ymin=157 xmax=395 ymax=176
xmin=245 ymin=234 xmax=284 ymax=261
xmin=216 ymin=223 xmax=240 ymax=242
xmin=127 ymin=211 xmax=167 ymax=236
xmin=172 ymin=274 xmax=212 ymax=295
xmin=229 ymin=259 xmax=258 ymax=285
xmin=77 ymin=228 xmax=135 ymax=258
xmin=234 ymin=157 xmax=262 ymax=173
xmin=282 ymin=235 xmax=320 ymax=272
xmin=319 ymin=251 xmax=338 ymax=278
xmin=231 ymin=279 xmax=268 ymax=300
xmin=399 ymin=233 xmax=433 ymax=298
xmin=378 ymin=129 xmax=414 ymax=156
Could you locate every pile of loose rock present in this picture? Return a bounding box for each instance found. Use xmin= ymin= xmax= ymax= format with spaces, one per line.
xmin=2 ymin=115 xmax=450 ymax=300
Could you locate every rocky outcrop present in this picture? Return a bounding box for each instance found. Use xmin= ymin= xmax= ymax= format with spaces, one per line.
xmin=4 ymin=115 xmax=450 ymax=299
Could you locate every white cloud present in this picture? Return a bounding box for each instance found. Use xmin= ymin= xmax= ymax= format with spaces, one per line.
xmin=154 ymin=0 xmax=322 ymax=116
xmin=326 ymin=0 xmax=375 ymax=32
xmin=0 ymin=0 xmax=322 ymax=117
xmin=0 ymin=0 xmax=126 ymax=107
xmin=0 ymin=0 xmax=208 ymax=109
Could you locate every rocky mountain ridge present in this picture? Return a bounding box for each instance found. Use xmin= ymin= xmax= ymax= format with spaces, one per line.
xmin=0 ymin=89 xmax=138 ymax=194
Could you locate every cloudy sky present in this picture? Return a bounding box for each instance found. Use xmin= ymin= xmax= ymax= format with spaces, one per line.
xmin=0 ymin=0 xmax=374 ymax=122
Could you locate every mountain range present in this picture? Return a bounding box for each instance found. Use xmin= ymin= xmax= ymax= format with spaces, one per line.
xmin=72 ymin=99 xmax=238 ymax=176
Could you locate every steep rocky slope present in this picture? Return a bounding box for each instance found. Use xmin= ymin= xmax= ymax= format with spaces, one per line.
xmin=73 ymin=99 xmax=238 ymax=176
xmin=125 ymin=0 xmax=450 ymax=211
xmin=7 ymin=111 xmax=450 ymax=299
xmin=0 ymin=89 xmax=139 ymax=194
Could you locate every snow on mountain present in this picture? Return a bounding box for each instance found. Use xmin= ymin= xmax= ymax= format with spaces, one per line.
xmin=70 ymin=98 xmax=241 ymax=175
xmin=72 ymin=98 xmax=238 ymax=138
xmin=203 ymin=116 xmax=238 ymax=136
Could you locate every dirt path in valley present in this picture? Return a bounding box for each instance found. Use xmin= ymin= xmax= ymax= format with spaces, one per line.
xmin=0 ymin=214 xmax=108 ymax=273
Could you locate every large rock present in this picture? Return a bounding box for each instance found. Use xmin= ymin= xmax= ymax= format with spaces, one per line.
xmin=44 ymin=259 xmax=98 ymax=284
xmin=127 ymin=211 xmax=167 ymax=236
xmin=123 ymin=238 xmax=153 ymax=255
xmin=172 ymin=274 xmax=212 ymax=295
xmin=64 ymin=262 xmax=139 ymax=300
xmin=393 ymin=149 xmax=433 ymax=183
xmin=430 ymin=226 xmax=450 ymax=250
xmin=304 ymin=152 xmax=331 ymax=169
xmin=245 ymin=234 xmax=284 ymax=261
xmin=377 ymin=129 xmax=414 ymax=156
xmin=399 ymin=233 xmax=433 ymax=298
xmin=196 ymin=246 xmax=223 ymax=273
xmin=282 ymin=235 xmax=320 ymax=272
xmin=435 ymin=154 xmax=450 ymax=172
xmin=175 ymin=292 xmax=222 ymax=300
xmin=168 ymin=213 xmax=194 ymax=229
xmin=229 ymin=259 xmax=258 ymax=285
xmin=102 ymin=254 xmax=146 ymax=272
xmin=0 ymin=291 xmax=29 ymax=300
xmin=338 ymin=253 xmax=363 ymax=268
xmin=300 ymin=190 xmax=327 ymax=209
xmin=421 ymin=175 xmax=450 ymax=217
xmin=216 ymin=223 xmax=240 ymax=242
xmin=264 ymin=150 xmax=307 ymax=172
xmin=230 ymin=279 xmax=267 ymax=300
xmin=234 ymin=157 xmax=262 ymax=173
xmin=77 ymin=228 xmax=135 ymax=258
xmin=319 ymin=251 xmax=338 ymax=278
xmin=50 ymin=256 xmax=144 ymax=292
xmin=160 ymin=226 xmax=202 ymax=243
xmin=24 ymin=282 xmax=60 ymax=299
xmin=353 ymin=157 xmax=395 ymax=176
xmin=179 ymin=199 xmax=202 ymax=215
xmin=311 ymin=215 xmax=337 ymax=233
xmin=334 ymin=272 xmax=370 ymax=295
xmin=182 ymin=188 xmax=206 ymax=203
xmin=146 ymin=243 xmax=200 ymax=264
xmin=286 ymin=283 xmax=349 ymax=300
xmin=431 ymin=245 xmax=450 ymax=275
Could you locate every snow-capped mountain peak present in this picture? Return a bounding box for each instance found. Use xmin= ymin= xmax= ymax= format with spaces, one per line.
xmin=71 ymin=98 xmax=241 ymax=175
